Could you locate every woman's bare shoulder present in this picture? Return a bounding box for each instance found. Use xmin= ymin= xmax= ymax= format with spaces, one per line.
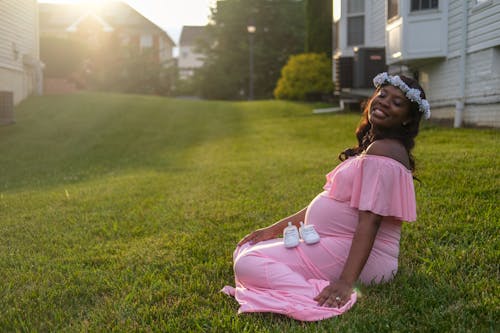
xmin=365 ymin=139 xmax=410 ymax=169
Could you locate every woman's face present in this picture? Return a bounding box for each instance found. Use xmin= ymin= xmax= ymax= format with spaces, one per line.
xmin=369 ymin=85 xmax=412 ymax=129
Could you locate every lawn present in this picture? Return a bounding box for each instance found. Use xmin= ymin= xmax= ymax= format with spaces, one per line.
xmin=0 ymin=92 xmax=498 ymax=332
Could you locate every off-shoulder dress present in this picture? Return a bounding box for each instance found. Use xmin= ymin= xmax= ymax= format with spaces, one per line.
xmin=222 ymin=154 xmax=417 ymax=321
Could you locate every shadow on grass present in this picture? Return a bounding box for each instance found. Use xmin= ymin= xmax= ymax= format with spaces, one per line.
xmin=0 ymin=93 xmax=247 ymax=192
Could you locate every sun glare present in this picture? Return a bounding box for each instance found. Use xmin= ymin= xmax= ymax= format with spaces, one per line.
xmin=38 ymin=0 xmax=112 ymax=9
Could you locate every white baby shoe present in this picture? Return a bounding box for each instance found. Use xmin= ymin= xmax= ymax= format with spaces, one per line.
xmin=283 ymin=222 xmax=300 ymax=248
xmin=299 ymin=221 xmax=320 ymax=245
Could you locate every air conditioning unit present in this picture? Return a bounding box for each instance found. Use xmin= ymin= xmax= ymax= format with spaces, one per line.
xmin=353 ymin=48 xmax=387 ymax=89
xmin=0 ymin=91 xmax=15 ymax=125
xmin=334 ymin=56 xmax=353 ymax=91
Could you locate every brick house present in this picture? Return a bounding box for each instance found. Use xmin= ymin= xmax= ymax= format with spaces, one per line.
xmin=39 ymin=1 xmax=175 ymax=92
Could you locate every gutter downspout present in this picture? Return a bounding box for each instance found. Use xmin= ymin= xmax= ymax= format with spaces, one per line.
xmin=455 ymin=0 xmax=468 ymax=128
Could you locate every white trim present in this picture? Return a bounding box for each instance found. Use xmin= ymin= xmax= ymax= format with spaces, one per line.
xmin=66 ymin=12 xmax=114 ymax=33
xmin=448 ymin=39 xmax=500 ymax=59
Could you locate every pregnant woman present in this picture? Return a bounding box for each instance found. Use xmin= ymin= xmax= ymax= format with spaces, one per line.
xmin=222 ymin=72 xmax=431 ymax=321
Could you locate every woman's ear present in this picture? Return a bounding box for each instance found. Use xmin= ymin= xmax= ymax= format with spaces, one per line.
xmin=402 ymin=112 xmax=413 ymax=127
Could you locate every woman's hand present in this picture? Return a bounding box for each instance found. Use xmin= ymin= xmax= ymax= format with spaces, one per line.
xmin=314 ymin=279 xmax=353 ymax=308
xmin=238 ymin=208 xmax=307 ymax=246
xmin=238 ymin=225 xmax=280 ymax=246
xmin=314 ymin=211 xmax=381 ymax=307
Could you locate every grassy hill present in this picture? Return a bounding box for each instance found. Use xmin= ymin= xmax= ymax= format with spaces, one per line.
xmin=0 ymin=92 xmax=498 ymax=331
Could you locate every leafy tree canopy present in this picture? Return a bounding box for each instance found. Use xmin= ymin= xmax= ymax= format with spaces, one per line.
xmin=196 ymin=0 xmax=305 ymax=100
xmin=305 ymin=0 xmax=332 ymax=58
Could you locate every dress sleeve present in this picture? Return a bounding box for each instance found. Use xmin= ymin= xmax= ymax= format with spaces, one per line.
xmin=323 ymin=155 xmax=417 ymax=221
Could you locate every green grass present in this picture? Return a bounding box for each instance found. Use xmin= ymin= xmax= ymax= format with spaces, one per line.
xmin=0 ymin=92 xmax=498 ymax=332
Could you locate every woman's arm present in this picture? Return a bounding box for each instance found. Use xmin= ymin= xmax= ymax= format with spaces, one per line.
xmin=314 ymin=210 xmax=382 ymax=307
xmin=238 ymin=206 xmax=307 ymax=246
xmin=315 ymin=139 xmax=407 ymax=306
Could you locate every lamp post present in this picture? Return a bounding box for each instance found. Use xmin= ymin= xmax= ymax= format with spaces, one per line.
xmin=247 ymin=21 xmax=256 ymax=100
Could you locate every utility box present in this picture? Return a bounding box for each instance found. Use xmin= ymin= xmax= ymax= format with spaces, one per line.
xmin=0 ymin=91 xmax=15 ymax=125
xmin=353 ymin=48 xmax=387 ymax=88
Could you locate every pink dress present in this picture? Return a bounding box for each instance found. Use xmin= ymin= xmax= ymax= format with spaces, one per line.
xmin=222 ymin=154 xmax=417 ymax=321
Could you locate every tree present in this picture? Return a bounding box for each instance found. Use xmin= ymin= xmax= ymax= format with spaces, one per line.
xmin=196 ymin=0 xmax=305 ymax=100
xmin=305 ymin=0 xmax=332 ymax=58
xmin=304 ymin=0 xmax=332 ymax=86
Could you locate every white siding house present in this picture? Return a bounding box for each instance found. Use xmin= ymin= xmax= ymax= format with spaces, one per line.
xmin=386 ymin=0 xmax=500 ymax=127
xmin=334 ymin=0 xmax=385 ymax=57
xmin=178 ymin=26 xmax=208 ymax=80
xmin=334 ymin=0 xmax=500 ymax=127
xmin=0 ymin=0 xmax=42 ymax=109
xmin=333 ymin=0 xmax=387 ymax=98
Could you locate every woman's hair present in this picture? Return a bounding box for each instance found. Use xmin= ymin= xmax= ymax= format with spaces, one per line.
xmin=339 ymin=75 xmax=426 ymax=172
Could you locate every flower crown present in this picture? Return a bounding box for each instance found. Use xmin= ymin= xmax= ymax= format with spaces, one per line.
xmin=373 ymin=72 xmax=431 ymax=119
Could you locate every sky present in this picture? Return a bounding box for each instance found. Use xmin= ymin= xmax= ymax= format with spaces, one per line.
xmin=38 ymin=0 xmax=215 ymax=46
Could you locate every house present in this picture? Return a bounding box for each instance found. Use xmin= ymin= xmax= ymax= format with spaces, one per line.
xmin=332 ymin=0 xmax=387 ymax=97
xmin=0 ymin=0 xmax=42 ymax=117
xmin=39 ymin=1 xmax=175 ymax=92
xmin=333 ymin=0 xmax=500 ymax=127
xmin=178 ymin=26 xmax=209 ymax=80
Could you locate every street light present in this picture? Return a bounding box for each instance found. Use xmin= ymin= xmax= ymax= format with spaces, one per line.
xmin=247 ymin=21 xmax=256 ymax=100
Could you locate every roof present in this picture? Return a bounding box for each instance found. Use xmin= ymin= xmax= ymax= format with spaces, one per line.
xmin=66 ymin=12 xmax=114 ymax=33
xmin=39 ymin=1 xmax=175 ymax=45
xmin=179 ymin=26 xmax=208 ymax=46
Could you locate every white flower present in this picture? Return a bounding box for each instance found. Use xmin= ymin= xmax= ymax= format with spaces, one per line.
xmin=406 ymin=88 xmax=422 ymax=102
xmin=421 ymin=99 xmax=431 ymax=119
xmin=373 ymin=72 xmax=389 ymax=87
xmin=390 ymin=75 xmax=405 ymax=90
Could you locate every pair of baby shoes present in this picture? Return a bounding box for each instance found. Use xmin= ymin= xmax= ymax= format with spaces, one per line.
xmin=283 ymin=221 xmax=320 ymax=248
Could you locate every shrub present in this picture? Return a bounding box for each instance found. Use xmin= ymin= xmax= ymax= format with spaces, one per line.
xmin=274 ymin=53 xmax=333 ymax=101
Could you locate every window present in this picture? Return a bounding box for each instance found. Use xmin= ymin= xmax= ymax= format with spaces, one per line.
xmin=121 ymin=35 xmax=130 ymax=46
xmin=347 ymin=17 xmax=364 ymax=46
xmin=347 ymin=0 xmax=364 ymax=46
xmin=140 ymin=34 xmax=153 ymax=48
xmin=411 ymin=0 xmax=438 ymax=11
xmin=348 ymin=0 xmax=364 ymax=13
xmin=387 ymin=0 xmax=399 ymax=20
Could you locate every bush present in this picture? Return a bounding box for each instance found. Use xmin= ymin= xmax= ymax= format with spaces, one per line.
xmin=273 ymin=53 xmax=333 ymax=101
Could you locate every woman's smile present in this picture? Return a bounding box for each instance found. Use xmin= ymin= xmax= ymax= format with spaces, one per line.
xmin=371 ymin=107 xmax=388 ymax=119
xmin=369 ymin=85 xmax=411 ymax=128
